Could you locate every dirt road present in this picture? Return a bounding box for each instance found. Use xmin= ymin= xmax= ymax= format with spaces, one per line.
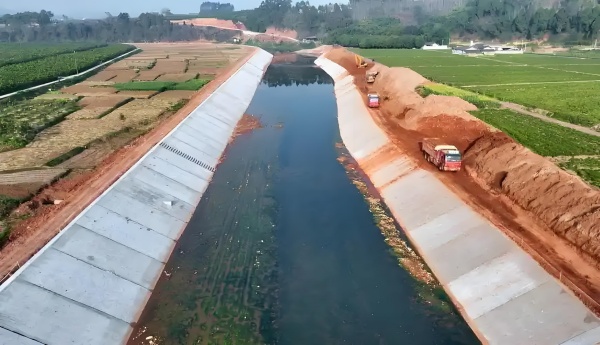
xmin=330 ymin=50 xmax=600 ymax=314
xmin=500 ymin=101 xmax=600 ymax=137
xmin=0 ymin=47 xmax=258 ymax=281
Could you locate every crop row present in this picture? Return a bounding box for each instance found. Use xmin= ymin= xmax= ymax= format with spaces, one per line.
xmin=0 ymin=44 xmax=135 ymax=95
xmin=0 ymin=42 xmax=106 ymax=67
xmin=472 ymin=109 xmax=600 ymax=157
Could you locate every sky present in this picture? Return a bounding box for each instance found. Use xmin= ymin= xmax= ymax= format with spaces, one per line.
xmin=0 ymin=0 xmax=334 ymax=18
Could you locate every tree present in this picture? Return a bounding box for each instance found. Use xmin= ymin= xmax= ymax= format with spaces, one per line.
xmin=161 ymin=8 xmax=172 ymax=16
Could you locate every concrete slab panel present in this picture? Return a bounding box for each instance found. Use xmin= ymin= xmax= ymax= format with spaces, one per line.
xmin=448 ymin=250 xmax=551 ymax=320
xmin=97 ymin=189 xmax=187 ymax=240
xmin=370 ymin=156 xmax=415 ymax=188
xmin=0 ymin=280 xmax=130 ymax=345
xmin=183 ymin=112 xmax=230 ymax=139
xmin=382 ymin=170 xmax=462 ymax=229
xmin=112 ymin=178 xmax=194 ymax=222
xmin=561 ymin=326 xmax=600 ymax=345
xmin=178 ymin=122 xmax=226 ymax=152
xmin=53 ymin=225 xmax=163 ymax=289
xmin=18 ymin=248 xmax=148 ymax=322
xmin=149 ymin=148 xmax=214 ymax=183
xmin=163 ymin=136 xmax=221 ymax=169
xmin=476 ymin=281 xmax=600 ymax=345
xmin=76 ymin=205 xmax=174 ymax=262
xmin=409 ymin=206 xmax=487 ymax=252
xmin=170 ymin=129 xmax=224 ymax=162
xmin=143 ymin=149 xmax=211 ymax=194
xmin=424 ymin=222 xmax=513 ymax=284
xmin=129 ymin=165 xmax=201 ymax=206
xmin=0 ymin=328 xmax=42 ymax=345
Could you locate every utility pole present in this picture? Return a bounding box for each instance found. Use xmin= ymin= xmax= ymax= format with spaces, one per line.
xmin=73 ymin=51 xmax=79 ymax=74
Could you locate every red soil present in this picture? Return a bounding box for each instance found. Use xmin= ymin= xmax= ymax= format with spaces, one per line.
xmin=325 ymin=47 xmax=600 ymax=314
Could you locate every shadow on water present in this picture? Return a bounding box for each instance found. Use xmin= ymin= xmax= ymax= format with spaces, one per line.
xmin=128 ymin=56 xmax=479 ymax=345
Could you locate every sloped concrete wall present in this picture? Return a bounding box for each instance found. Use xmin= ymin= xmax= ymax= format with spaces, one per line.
xmin=0 ymin=49 xmax=273 ymax=345
xmin=315 ymin=56 xmax=600 ymax=345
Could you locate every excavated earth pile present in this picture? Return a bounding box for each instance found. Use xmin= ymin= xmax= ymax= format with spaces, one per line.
xmin=465 ymin=132 xmax=600 ymax=262
xmin=324 ymin=46 xmax=600 ymax=270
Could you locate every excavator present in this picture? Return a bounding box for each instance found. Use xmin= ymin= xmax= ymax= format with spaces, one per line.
xmin=355 ymin=54 xmax=368 ymax=68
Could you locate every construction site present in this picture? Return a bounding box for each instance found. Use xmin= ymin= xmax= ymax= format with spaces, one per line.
xmin=0 ymin=40 xmax=599 ymax=344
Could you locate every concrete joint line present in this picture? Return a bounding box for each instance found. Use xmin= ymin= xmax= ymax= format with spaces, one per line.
xmin=75 ymin=223 xmax=169 ymax=264
xmin=15 ymin=278 xmax=133 ymax=326
xmin=0 ymin=325 xmax=45 ymax=345
xmin=49 ymin=247 xmax=153 ymax=293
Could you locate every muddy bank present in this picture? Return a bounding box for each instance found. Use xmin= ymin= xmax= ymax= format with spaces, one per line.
xmin=325 ymin=47 xmax=600 ymax=265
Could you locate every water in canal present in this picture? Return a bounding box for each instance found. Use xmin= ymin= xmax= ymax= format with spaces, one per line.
xmin=129 ymin=56 xmax=479 ymax=345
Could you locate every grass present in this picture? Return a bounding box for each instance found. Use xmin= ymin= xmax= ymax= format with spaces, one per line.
xmin=0 ymin=195 xmax=22 ymax=247
xmin=472 ymin=82 xmax=600 ymax=127
xmin=114 ymin=79 xmax=210 ymax=92
xmin=560 ymin=157 xmax=600 ymax=188
xmin=418 ymin=83 xmax=500 ymax=109
xmin=0 ymin=99 xmax=80 ymax=150
xmin=472 ymin=109 xmax=600 ymax=157
xmin=357 ymin=49 xmax=600 ymax=127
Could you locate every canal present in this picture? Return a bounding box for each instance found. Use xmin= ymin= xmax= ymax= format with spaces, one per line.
xmin=129 ymin=56 xmax=478 ymax=345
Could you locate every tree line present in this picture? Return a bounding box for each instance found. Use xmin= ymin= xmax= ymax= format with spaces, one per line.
xmin=0 ymin=11 xmax=238 ymax=43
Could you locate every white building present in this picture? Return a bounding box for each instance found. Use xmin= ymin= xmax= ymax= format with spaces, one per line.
xmin=422 ymin=42 xmax=449 ymax=50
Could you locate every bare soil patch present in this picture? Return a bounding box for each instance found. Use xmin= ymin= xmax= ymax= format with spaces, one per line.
xmin=116 ymin=91 xmax=159 ymax=99
xmin=134 ymin=70 xmax=164 ymax=81
xmin=61 ymin=83 xmax=117 ymax=95
xmin=86 ymin=70 xmax=118 ymax=82
xmin=152 ymin=90 xmax=195 ymax=101
xmin=110 ymin=70 xmax=139 ymax=83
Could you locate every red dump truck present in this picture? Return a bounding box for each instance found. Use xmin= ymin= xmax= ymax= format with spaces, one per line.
xmin=367 ymin=93 xmax=380 ymax=108
xmin=421 ymin=138 xmax=462 ymax=171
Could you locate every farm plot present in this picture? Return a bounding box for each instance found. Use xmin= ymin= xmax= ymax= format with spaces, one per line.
xmin=156 ymin=73 xmax=198 ymax=82
xmin=134 ymin=70 xmax=164 ymax=81
xmin=101 ymin=99 xmax=175 ymax=127
xmin=68 ymin=95 xmax=132 ymax=120
xmin=0 ymin=168 xmax=68 ymax=198
xmin=61 ymin=83 xmax=117 ymax=96
xmin=473 ymin=82 xmax=600 ymax=127
xmin=0 ymin=99 xmax=79 ymax=150
xmin=0 ymin=44 xmax=135 ymax=95
xmin=110 ymin=70 xmax=139 ymax=83
xmin=470 ymin=107 xmax=600 ymax=188
xmin=0 ymin=42 xmax=106 ymax=67
xmin=152 ymin=90 xmax=195 ymax=101
xmin=86 ymin=70 xmax=118 ymax=82
xmin=361 ymin=49 xmax=600 ymax=128
xmin=153 ymin=60 xmax=188 ymax=74
xmin=115 ymin=90 xmax=159 ymax=99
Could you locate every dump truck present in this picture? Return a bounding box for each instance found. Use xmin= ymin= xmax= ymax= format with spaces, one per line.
xmin=421 ymin=138 xmax=462 ymax=171
xmin=367 ymin=93 xmax=380 ymax=108
xmin=366 ymin=71 xmax=378 ymax=83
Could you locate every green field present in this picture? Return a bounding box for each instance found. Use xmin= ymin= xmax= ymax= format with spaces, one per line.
xmin=0 ymin=99 xmax=79 ymax=150
xmin=0 ymin=44 xmax=135 ymax=95
xmin=357 ymin=49 xmax=600 ymax=127
xmin=114 ymin=79 xmax=211 ymax=91
xmin=0 ymin=43 xmax=107 ymax=67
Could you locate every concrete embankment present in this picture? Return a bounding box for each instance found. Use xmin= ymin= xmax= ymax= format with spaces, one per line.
xmin=0 ymin=49 xmax=273 ymax=345
xmin=315 ymin=56 xmax=600 ymax=345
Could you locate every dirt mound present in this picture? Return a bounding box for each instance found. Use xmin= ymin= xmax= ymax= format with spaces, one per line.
xmin=265 ymin=27 xmax=298 ymax=39
xmin=465 ymin=132 xmax=600 ymax=261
